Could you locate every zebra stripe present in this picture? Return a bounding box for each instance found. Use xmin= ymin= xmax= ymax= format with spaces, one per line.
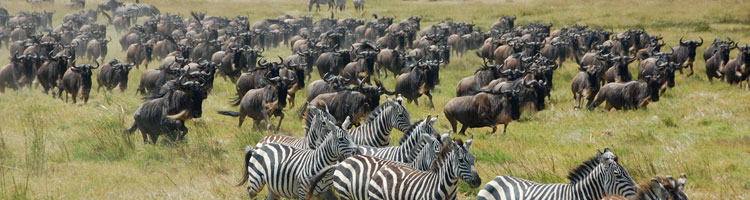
xmin=477 ymin=148 xmax=638 ymax=200
xmin=350 ymin=98 xmax=412 ymax=147
xmin=305 ymin=120 xmax=445 ymax=200
xmin=356 ymin=116 xmax=437 ymax=163
xmin=366 ymin=137 xmax=482 ymax=200
xmin=237 ymin=118 xmax=356 ymax=199
xmin=603 ymin=176 xmax=685 ymax=200
xmin=255 ymin=106 xmax=333 ymax=149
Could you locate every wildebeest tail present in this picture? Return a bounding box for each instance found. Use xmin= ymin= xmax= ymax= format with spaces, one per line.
xmin=217 ymin=111 xmax=240 ymax=117
xmin=123 ymin=121 xmax=138 ymax=134
xmin=236 ymin=145 xmax=255 ymax=187
xmin=305 ymin=164 xmax=337 ymax=199
xmin=296 ymin=101 xmax=310 ymax=119
xmin=229 ymin=95 xmax=242 ymax=106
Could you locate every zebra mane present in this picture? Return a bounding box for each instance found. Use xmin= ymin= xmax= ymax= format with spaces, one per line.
xmin=399 ymin=118 xmax=427 ymax=143
xmin=430 ymin=138 xmax=462 ymax=171
xmin=365 ymin=99 xmax=398 ymax=123
xmin=567 ymin=156 xmax=600 ymax=184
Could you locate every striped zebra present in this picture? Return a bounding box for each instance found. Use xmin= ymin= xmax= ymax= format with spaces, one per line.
xmin=305 ymin=120 xmax=448 ymax=200
xmin=255 ymin=106 xmax=334 ymax=149
xmin=236 ymin=117 xmax=357 ymax=199
xmin=349 ymin=97 xmax=412 ymax=147
xmin=603 ymin=174 xmax=689 ymax=200
xmin=356 ymin=116 xmax=438 ymax=163
xmin=477 ymin=148 xmax=638 ymax=200
xmin=366 ymin=137 xmax=482 ymax=200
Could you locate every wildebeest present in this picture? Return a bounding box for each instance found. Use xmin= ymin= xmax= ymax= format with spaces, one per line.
xmin=670 ymin=37 xmax=703 ymax=76
xmin=305 ymin=73 xmax=349 ymax=102
xmin=59 ymin=61 xmax=99 ymax=104
xmin=395 ymin=59 xmax=439 ymax=109
xmin=638 ymin=55 xmax=680 ymax=94
xmin=126 ymin=42 xmax=153 ymax=69
xmin=571 ymin=65 xmax=603 ymax=109
xmin=444 ymin=89 xmax=521 ymax=134
xmin=603 ymin=56 xmax=635 ymax=83
xmin=126 ymin=76 xmax=208 ymax=144
xmin=97 ymin=59 xmax=134 ymax=92
xmin=376 ymin=48 xmax=409 ymax=78
xmin=279 ymin=62 xmax=306 ymax=108
xmin=86 ymin=37 xmax=110 ymax=63
xmin=455 ymin=63 xmax=508 ymax=97
xmin=721 ymin=45 xmax=750 ymax=88
xmin=235 ymin=57 xmax=283 ymax=102
xmin=587 ymin=73 xmax=662 ymax=111
xmin=137 ymin=65 xmax=184 ymax=95
xmin=218 ymin=73 xmax=295 ymax=131
xmin=703 ymin=38 xmax=733 ymax=62
xmin=704 ymin=42 xmax=734 ymax=82
xmin=36 ymin=54 xmax=73 ymax=96
xmin=305 ymin=81 xmax=393 ymax=126
xmin=0 ymin=54 xmax=28 ymax=92
xmin=315 ymin=48 xmax=350 ymax=78
xmin=341 ymin=49 xmax=379 ymax=85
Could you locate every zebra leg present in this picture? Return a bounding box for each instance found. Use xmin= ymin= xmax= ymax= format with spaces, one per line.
xmin=264 ymin=193 xmax=279 ymax=200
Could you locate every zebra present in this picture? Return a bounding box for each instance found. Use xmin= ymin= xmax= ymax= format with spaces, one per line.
xmin=349 ymin=96 xmax=412 ymax=147
xmin=366 ymin=137 xmax=482 ymax=200
xmin=603 ymin=174 xmax=689 ymax=200
xmin=255 ymin=106 xmax=335 ymax=149
xmin=356 ymin=116 xmax=438 ymax=163
xmin=476 ymin=147 xmax=638 ymax=200
xmin=304 ymin=119 xmax=448 ymax=200
xmin=236 ymin=117 xmax=357 ymax=199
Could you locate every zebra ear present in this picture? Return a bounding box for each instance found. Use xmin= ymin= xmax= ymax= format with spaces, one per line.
xmin=429 ymin=115 xmax=438 ymax=124
xmin=440 ymin=133 xmax=450 ymax=143
xmin=596 ymin=149 xmax=604 ymax=159
xmin=396 ymin=94 xmax=404 ymax=105
xmin=677 ymin=173 xmax=687 ymax=191
xmin=465 ymin=135 xmax=473 ymax=149
xmin=650 ymin=179 xmax=668 ymax=196
xmin=342 ymin=116 xmax=352 ymax=130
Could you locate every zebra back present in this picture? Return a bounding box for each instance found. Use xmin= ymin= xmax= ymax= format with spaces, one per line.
xmin=366 ymin=138 xmax=481 ymax=199
xmin=477 ymin=148 xmax=638 ymax=200
xmin=349 ymin=105 xmax=405 ymax=147
xmin=356 ymin=116 xmax=434 ymax=163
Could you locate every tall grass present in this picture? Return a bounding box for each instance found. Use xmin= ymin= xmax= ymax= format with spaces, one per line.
xmin=0 ymin=0 xmax=748 ymax=199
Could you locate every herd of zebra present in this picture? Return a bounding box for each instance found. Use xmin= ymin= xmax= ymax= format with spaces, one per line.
xmin=0 ymin=1 xmax=721 ymax=199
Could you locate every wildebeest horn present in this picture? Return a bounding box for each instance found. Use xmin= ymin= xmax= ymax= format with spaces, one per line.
xmin=278 ymin=56 xmax=284 ymax=64
xmin=91 ymin=61 xmax=100 ymax=69
xmin=679 ymin=37 xmax=685 ymax=46
xmin=697 ymin=36 xmax=703 ymax=46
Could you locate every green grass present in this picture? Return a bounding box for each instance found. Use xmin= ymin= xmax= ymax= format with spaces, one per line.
xmin=1 ymin=0 xmax=749 ymax=199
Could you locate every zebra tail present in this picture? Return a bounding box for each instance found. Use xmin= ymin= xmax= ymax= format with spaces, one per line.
xmin=235 ymin=145 xmax=255 ymax=187
xmin=305 ymin=165 xmax=337 ymax=199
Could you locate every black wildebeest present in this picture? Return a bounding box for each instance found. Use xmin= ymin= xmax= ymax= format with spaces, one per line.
xmin=304 ymin=81 xmax=393 ymax=126
xmin=305 ymin=73 xmax=349 ymax=102
xmin=588 ymin=73 xmax=662 ymax=111
xmin=126 ymin=41 xmax=153 ymax=69
xmin=703 ymin=38 xmax=733 ymax=62
xmin=671 ymin=37 xmax=703 ymax=76
xmin=235 ymin=57 xmax=283 ymax=102
xmin=704 ymin=42 xmax=735 ymax=82
xmin=455 ymin=63 xmax=508 ymax=97
xmin=59 ymin=61 xmax=99 ymax=104
xmin=638 ymin=55 xmax=680 ymax=95
xmin=395 ymin=59 xmax=440 ymax=109
xmin=603 ymin=56 xmax=635 ymax=83
xmin=0 ymin=54 xmax=28 ymax=92
xmin=36 ymin=54 xmax=73 ymax=96
xmin=315 ymin=48 xmax=351 ymax=78
xmin=444 ymin=89 xmax=521 ymax=135
xmin=218 ymin=73 xmax=295 ymax=131
xmin=137 ymin=65 xmax=184 ymax=95
xmin=126 ymin=76 xmax=208 ymax=144
xmin=86 ymin=37 xmax=110 ymax=63
xmin=721 ymin=45 xmax=750 ymax=88
xmin=97 ymin=59 xmax=134 ymax=92
xmin=571 ymin=65 xmax=603 ymax=109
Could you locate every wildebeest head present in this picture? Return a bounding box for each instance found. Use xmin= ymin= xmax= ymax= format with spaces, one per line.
xmin=678 ymin=36 xmax=703 ymax=61
xmin=71 ymin=61 xmax=100 ymax=91
xmin=115 ymin=62 xmax=134 ymax=91
xmin=171 ymin=75 xmax=208 ymax=119
xmin=643 ymin=73 xmax=662 ymax=102
xmin=423 ymin=59 xmax=440 ymax=86
xmin=523 ymin=78 xmax=546 ymax=111
xmin=656 ymin=59 xmax=680 ymax=88
xmin=265 ymin=73 xmax=295 ymax=108
xmin=354 ymin=80 xmax=383 ymax=110
xmin=495 ymin=89 xmax=521 ymax=120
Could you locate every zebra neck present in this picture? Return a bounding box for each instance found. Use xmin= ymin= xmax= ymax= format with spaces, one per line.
xmin=567 ymin=166 xmax=607 ymax=200
xmin=434 ymin=153 xmax=460 ymax=188
xmin=313 ymin=136 xmax=340 ymax=166
xmin=396 ymin=129 xmax=424 ymax=161
xmin=407 ymin=141 xmax=433 ymax=169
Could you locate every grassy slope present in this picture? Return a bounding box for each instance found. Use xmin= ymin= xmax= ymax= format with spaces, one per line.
xmin=1 ymin=0 xmax=749 ymax=199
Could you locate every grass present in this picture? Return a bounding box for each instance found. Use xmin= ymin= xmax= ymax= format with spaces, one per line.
xmin=1 ymin=0 xmax=749 ymax=199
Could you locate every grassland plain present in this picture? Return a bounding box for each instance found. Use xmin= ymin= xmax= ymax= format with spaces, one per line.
xmin=0 ymin=0 xmax=749 ymax=199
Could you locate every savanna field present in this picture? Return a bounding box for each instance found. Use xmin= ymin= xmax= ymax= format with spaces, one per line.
xmin=1 ymin=0 xmax=749 ymax=199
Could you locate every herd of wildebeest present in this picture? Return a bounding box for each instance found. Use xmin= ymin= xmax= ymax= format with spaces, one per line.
xmin=6 ymin=0 xmax=745 ymax=199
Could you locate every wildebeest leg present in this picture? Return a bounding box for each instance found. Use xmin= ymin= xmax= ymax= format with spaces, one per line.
xmin=687 ymin=63 xmax=694 ymax=77
xmin=253 ymin=119 xmax=261 ymax=130
xmin=573 ymin=93 xmax=580 ymax=109
xmin=458 ymin=124 xmax=468 ymax=135
xmin=141 ymin=130 xmax=150 ymax=144
xmin=447 ymin=117 xmax=458 ymax=133
xmin=605 ymin=103 xmax=614 ymax=111
xmin=275 ymin=112 xmax=284 ymax=132
xmin=264 ymin=113 xmax=272 ymax=130
xmin=425 ymin=91 xmax=435 ymax=110
xmin=238 ymin=113 xmax=246 ymax=127
xmin=149 ymin=133 xmax=159 ymax=144
xmin=413 ymin=98 xmax=419 ymax=106
xmin=502 ymin=124 xmax=509 ymax=135
xmin=178 ymin=123 xmax=188 ymax=141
